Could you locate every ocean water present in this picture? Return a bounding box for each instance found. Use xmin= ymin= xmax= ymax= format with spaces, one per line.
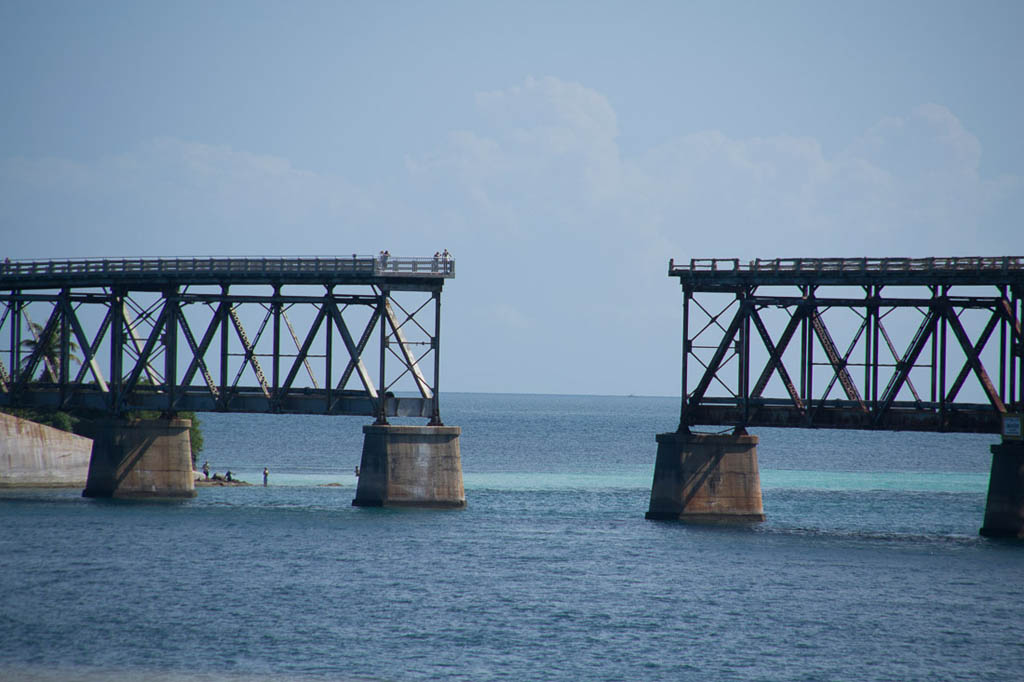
xmin=1 ymin=393 xmax=1022 ymax=681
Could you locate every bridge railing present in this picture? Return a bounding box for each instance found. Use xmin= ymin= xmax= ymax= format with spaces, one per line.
xmin=0 ymin=255 xmax=454 ymax=280
xmin=674 ymin=256 xmax=1024 ymax=274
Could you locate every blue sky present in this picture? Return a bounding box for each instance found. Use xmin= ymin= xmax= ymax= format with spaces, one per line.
xmin=2 ymin=1 xmax=1022 ymax=396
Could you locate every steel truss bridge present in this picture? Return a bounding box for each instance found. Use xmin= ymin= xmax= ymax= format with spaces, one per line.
xmin=0 ymin=255 xmax=454 ymax=423
xmin=674 ymin=257 xmax=1024 ymax=433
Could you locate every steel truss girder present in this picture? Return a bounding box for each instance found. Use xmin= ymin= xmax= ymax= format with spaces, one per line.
xmin=679 ymin=280 xmax=1024 ymax=434
xmin=0 ymin=280 xmax=446 ymax=421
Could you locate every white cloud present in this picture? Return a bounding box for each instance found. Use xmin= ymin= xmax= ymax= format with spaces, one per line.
xmin=412 ymin=81 xmax=1021 ymax=262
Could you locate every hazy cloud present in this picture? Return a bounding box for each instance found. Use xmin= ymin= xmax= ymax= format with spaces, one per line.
xmin=1 ymin=138 xmax=375 ymax=257
xmin=2 ymin=77 xmax=1020 ymax=394
xmin=414 ymin=80 xmax=1021 ymax=261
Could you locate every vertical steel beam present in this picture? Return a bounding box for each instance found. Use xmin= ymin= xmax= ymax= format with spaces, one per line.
xmin=272 ymin=285 xmax=281 ymax=402
xmin=59 ymin=288 xmax=70 ymax=399
xmin=739 ymin=291 xmax=751 ymax=425
xmin=10 ymin=295 xmax=20 ymax=384
xmin=999 ymin=284 xmax=1007 ymax=403
xmin=220 ymin=285 xmax=229 ymax=406
xmin=0 ymin=304 xmax=11 ymax=392
xmin=165 ymin=287 xmax=178 ymax=411
xmin=679 ymin=285 xmax=690 ymax=431
xmin=863 ymin=286 xmax=871 ymax=406
xmin=799 ymin=287 xmax=808 ymax=406
xmin=431 ymin=289 xmax=443 ymax=425
xmin=1011 ymin=282 xmax=1019 ymax=405
xmin=805 ymin=288 xmax=815 ymax=423
xmin=871 ymin=286 xmax=879 ymax=409
xmin=325 ymin=287 xmax=333 ymax=412
xmin=110 ymin=287 xmax=124 ymax=414
xmin=939 ymin=287 xmax=947 ymax=422
xmin=377 ymin=289 xmax=388 ymax=424
xmin=1010 ymin=285 xmax=1017 ymax=409
xmin=937 ymin=284 xmax=942 ymax=405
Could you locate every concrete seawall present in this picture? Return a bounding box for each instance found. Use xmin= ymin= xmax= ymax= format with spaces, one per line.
xmin=0 ymin=412 xmax=93 ymax=487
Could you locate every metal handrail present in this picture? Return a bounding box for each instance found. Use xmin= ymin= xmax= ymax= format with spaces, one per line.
xmin=673 ymin=256 xmax=1024 ymax=274
xmin=0 ymin=255 xmax=455 ymax=279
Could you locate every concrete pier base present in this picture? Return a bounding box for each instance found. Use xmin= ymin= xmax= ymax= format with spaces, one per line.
xmin=979 ymin=441 xmax=1024 ymax=538
xmin=646 ymin=431 xmax=765 ymax=523
xmin=353 ymin=424 xmax=465 ymax=508
xmin=81 ymin=418 xmax=196 ymax=499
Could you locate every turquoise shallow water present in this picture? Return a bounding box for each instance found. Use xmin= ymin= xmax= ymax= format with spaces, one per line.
xmin=1 ymin=393 xmax=1020 ymax=681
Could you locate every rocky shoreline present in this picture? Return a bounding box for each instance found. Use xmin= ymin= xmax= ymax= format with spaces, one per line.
xmin=194 ymin=473 xmax=251 ymax=487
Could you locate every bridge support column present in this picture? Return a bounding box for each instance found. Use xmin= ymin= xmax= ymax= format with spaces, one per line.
xmin=82 ymin=418 xmax=196 ymax=499
xmin=979 ymin=441 xmax=1024 ymax=538
xmin=646 ymin=431 xmax=765 ymax=522
xmin=353 ymin=425 xmax=464 ymax=508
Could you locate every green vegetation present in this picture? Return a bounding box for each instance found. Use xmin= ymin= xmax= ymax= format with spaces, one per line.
xmin=0 ymin=406 xmax=79 ymax=433
xmin=19 ymin=322 xmax=81 ymax=382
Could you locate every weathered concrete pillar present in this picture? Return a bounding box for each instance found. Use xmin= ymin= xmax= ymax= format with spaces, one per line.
xmin=979 ymin=440 xmax=1024 ymax=538
xmin=1 ymin=412 xmax=92 ymax=487
xmin=646 ymin=431 xmax=765 ymax=522
xmin=82 ymin=418 xmax=196 ymax=499
xmin=353 ymin=424 xmax=464 ymax=508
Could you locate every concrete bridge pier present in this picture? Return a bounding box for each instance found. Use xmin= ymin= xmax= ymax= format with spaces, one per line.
xmin=82 ymin=418 xmax=196 ymax=499
xmin=646 ymin=430 xmax=765 ymax=523
xmin=353 ymin=424 xmax=465 ymax=508
xmin=979 ymin=440 xmax=1024 ymax=538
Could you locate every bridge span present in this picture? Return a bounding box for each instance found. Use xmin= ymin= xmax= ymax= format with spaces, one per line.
xmin=0 ymin=255 xmax=464 ymax=507
xmin=647 ymin=256 xmax=1024 ymax=537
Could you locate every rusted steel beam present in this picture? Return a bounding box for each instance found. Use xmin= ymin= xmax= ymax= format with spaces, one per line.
xmin=874 ymin=309 xmax=938 ymax=424
xmin=944 ymin=305 xmax=1006 ymax=413
xmin=749 ymin=306 xmax=804 ymax=410
xmin=810 ymin=310 xmax=866 ymax=409
xmin=945 ymin=310 xmax=1000 ymax=405
xmin=686 ymin=403 xmax=1002 ymax=433
xmin=738 ymin=295 xmax=1008 ymax=309
xmin=685 ymin=302 xmax=745 ymax=413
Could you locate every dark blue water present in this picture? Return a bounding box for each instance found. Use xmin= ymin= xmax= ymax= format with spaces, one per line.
xmin=2 ymin=394 xmax=1022 ymax=681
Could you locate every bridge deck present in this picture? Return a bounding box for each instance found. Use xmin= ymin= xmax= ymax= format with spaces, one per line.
xmin=0 ymin=255 xmax=453 ymax=289
xmin=671 ymin=256 xmax=1024 ymax=288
